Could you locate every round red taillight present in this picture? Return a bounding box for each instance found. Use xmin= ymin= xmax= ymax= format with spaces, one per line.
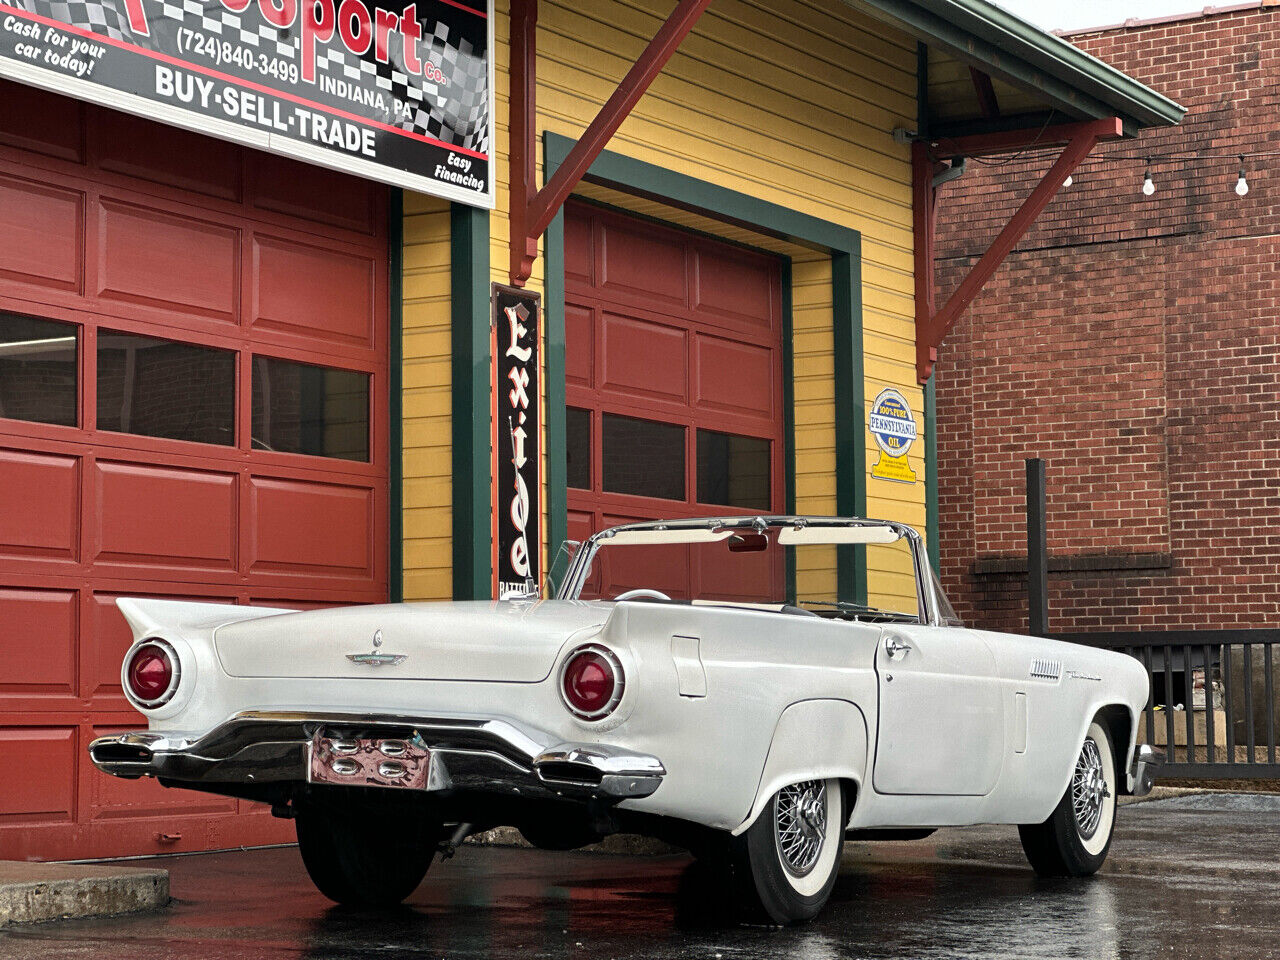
xmin=560 ymin=646 xmax=623 ymax=720
xmin=125 ymin=642 xmax=178 ymax=708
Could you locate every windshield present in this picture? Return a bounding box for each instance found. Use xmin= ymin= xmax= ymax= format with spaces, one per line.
xmin=564 ymin=522 xmax=924 ymax=624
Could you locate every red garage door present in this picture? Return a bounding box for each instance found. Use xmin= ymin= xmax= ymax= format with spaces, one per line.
xmin=563 ymin=203 xmax=784 ymax=600
xmin=0 ymin=81 xmax=389 ymax=861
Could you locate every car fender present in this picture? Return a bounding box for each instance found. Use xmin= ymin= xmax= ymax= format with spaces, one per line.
xmin=1060 ymin=651 xmax=1150 ymax=800
xmin=733 ymin=698 xmax=869 ymax=836
xmin=1039 ymin=696 xmax=1145 ymax=813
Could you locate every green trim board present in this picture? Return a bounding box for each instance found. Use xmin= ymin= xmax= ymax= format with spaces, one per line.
xmin=450 ymin=201 xmax=492 ymax=600
xmin=544 ymin=207 xmax=567 ymax=563
xmin=781 ymin=257 xmax=797 ymax=605
xmin=388 ymin=188 xmax=404 ymax=603
xmin=544 ymin=135 xmax=858 ymax=255
xmin=924 ymin=374 xmax=940 ymax=574
xmin=542 ymin=132 xmax=866 ymax=602
xmin=833 ymin=249 xmax=868 ymax=605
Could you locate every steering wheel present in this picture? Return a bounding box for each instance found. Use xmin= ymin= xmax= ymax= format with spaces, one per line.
xmin=614 ymin=588 xmax=672 ymax=602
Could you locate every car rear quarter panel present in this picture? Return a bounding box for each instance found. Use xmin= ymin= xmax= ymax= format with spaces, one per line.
xmin=600 ymin=603 xmax=880 ymax=831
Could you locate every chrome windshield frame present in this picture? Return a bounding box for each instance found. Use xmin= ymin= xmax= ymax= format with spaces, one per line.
xmin=554 ymin=515 xmax=941 ymax=626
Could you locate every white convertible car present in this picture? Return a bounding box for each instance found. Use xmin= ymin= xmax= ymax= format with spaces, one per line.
xmin=90 ymin=516 xmax=1160 ymax=924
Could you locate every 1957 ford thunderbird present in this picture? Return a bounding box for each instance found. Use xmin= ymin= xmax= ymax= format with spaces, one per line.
xmin=90 ymin=516 xmax=1162 ymax=924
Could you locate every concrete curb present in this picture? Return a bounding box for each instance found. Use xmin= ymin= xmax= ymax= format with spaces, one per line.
xmin=0 ymin=861 xmax=169 ymax=927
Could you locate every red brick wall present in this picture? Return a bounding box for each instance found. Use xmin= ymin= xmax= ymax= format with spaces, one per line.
xmin=933 ymin=7 xmax=1280 ymax=634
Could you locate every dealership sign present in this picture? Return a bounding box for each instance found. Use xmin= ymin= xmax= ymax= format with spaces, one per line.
xmin=0 ymin=0 xmax=493 ymax=206
xmin=492 ymin=284 xmax=540 ymax=600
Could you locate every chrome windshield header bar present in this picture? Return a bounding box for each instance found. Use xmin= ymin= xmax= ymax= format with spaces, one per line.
xmin=555 ymin=516 xmax=938 ymax=625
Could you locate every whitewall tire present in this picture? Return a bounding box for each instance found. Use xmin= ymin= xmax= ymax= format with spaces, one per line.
xmin=1018 ymin=720 xmax=1118 ymax=877
xmin=730 ymin=777 xmax=845 ymax=924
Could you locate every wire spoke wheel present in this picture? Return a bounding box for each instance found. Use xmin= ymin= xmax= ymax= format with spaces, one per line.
xmin=773 ymin=780 xmax=827 ymax=877
xmin=1019 ymin=720 xmax=1116 ymax=877
xmin=1071 ymin=736 xmax=1110 ymax=840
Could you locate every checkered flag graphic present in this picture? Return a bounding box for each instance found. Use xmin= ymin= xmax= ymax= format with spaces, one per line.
xmin=157 ymin=0 xmax=299 ymax=58
xmin=17 ymin=0 xmax=299 ymax=56
xmin=313 ymin=15 xmax=489 ymax=151
xmin=18 ymin=0 xmax=141 ymax=43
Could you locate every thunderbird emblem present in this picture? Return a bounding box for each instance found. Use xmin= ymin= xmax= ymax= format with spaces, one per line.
xmin=347 ymin=629 xmax=406 ymax=666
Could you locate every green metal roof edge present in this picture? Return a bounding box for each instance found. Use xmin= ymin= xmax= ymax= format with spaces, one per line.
xmin=852 ymin=0 xmax=1186 ymax=129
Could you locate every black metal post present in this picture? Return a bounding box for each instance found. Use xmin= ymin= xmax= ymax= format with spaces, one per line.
xmin=1026 ymin=458 xmax=1048 ymax=637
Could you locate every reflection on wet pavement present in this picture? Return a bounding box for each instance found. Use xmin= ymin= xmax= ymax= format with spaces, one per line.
xmin=2 ymin=794 xmax=1277 ymax=959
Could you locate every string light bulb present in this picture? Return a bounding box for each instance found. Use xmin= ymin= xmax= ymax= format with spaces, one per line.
xmin=1141 ymin=160 xmax=1155 ymax=196
xmin=1063 ymin=174 xmax=1073 ymax=187
xmin=1235 ymin=155 xmax=1249 ymax=197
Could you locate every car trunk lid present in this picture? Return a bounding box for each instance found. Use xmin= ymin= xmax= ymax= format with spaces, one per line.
xmin=213 ymin=600 xmax=609 ymax=682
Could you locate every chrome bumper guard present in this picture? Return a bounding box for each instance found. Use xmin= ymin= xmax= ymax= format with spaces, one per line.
xmin=87 ymin=711 xmax=666 ymax=802
xmin=1129 ymin=744 xmax=1163 ymax=797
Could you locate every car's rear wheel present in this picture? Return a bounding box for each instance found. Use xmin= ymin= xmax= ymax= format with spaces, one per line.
xmin=295 ymin=789 xmax=443 ymax=906
xmin=729 ymin=777 xmax=844 ymax=924
xmin=1018 ymin=720 xmax=1117 ymax=877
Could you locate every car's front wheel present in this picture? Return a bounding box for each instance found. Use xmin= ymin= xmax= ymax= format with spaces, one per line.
xmin=295 ymin=789 xmax=443 ymax=907
xmin=1018 ymin=720 xmax=1117 ymax=877
xmin=728 ymin=777 xmax=845 ymax=924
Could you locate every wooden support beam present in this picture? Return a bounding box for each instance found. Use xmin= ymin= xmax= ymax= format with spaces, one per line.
xmin=912 ymin=140 xmax=940 ymax=366
xmin=930 ymin=116 xmax=1123 ymax=159
xmin=508 ymin=0 xmax=539 ymax=286
xmin=509 ymin=0 xmax=712 ymax=285
xmin=916 ymin=116 xmax=1122 ymax=382
xmin=968 ymin=67 xmax=1000 ymax=119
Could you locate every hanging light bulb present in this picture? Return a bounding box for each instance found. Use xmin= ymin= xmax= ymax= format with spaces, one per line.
xmin=1235 ymin=155 xmax=1249 ymax=197
xmin=1142 ymin=160 xmax=1155 ymax=196
xmin=1063 ymin=174 xmax=1073 ymax=187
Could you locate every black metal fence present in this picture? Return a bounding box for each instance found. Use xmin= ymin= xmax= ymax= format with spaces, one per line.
xmin=1055 ymin=630 xmax=1280 ymax=779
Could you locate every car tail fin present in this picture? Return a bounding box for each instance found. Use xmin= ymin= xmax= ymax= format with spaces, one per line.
xmin=115 ymin=597 xmax=294 ymax=642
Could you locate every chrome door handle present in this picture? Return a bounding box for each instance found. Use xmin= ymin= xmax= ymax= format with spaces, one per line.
xmin=884 ymin=636 xmax=912 ymax=660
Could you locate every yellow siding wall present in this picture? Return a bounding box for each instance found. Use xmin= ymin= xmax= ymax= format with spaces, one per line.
xmin=401 ymin=193 xmax=454 ymax=601
xmin=792 ymin=253 xmax=838 ymax=602
xmin=400 ymin=0 xmax=929 ymax=603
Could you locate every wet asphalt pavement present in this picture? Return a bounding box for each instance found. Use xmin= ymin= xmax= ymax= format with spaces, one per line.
xmin=3 ymin=792 xmax=1278 ymax=960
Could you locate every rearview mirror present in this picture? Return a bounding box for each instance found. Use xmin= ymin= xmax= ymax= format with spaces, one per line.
xmin=727 ymin=533 xmax=768 ymax=553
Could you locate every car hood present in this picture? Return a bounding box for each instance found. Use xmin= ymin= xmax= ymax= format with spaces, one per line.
xmin=212 ymin=600 xmax=612 ymax=682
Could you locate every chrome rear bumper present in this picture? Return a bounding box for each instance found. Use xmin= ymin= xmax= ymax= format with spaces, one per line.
xmin=1129 ymin=743 xmax=1163 ymax=797
xmin=88 ymin=711 xmax=666 ymax=802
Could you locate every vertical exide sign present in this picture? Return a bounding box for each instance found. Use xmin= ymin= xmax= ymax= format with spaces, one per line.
xmin=492 ymin=284 xmax=540 ymax=599
xmin=0 ymin=0 xmax=493 ymax=206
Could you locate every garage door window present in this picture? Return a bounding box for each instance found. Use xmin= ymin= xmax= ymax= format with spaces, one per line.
xmin=0 ymin=314 xmax=78 ymax=427
xmin=251 ymin=356 xmax=369 ymax=461
xmin=602 ymin=413 xmax=685 ymax=501
xmin=97 ymin=330 xmax=235 ymax=446
xmin=697 ymin=430 xmax=771 ymax=510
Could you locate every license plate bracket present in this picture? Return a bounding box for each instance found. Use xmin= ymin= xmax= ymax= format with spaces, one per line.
xmin=308 ymin=729 xmax=433 ymax=790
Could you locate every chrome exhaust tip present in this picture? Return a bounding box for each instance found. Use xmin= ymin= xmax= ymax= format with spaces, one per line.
xmin=90 ymin=741 xmax=154 ymax=765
